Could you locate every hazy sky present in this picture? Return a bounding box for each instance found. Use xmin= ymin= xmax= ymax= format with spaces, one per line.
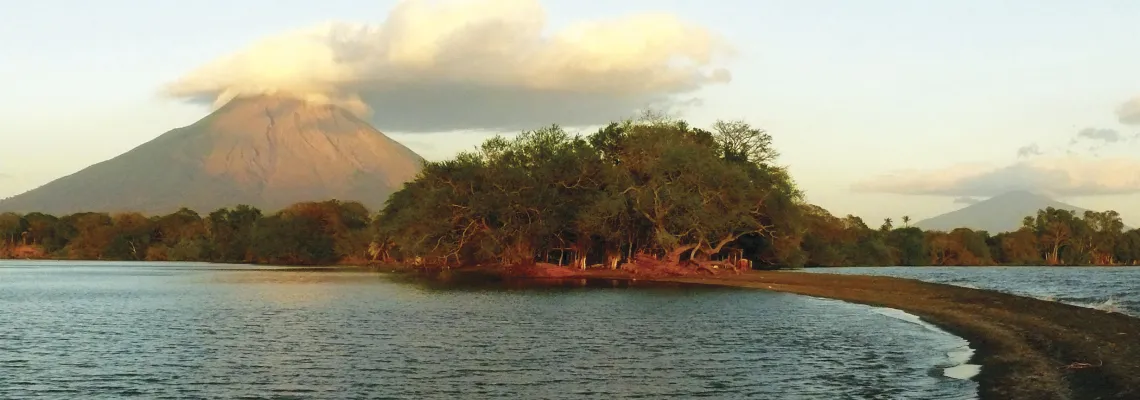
xmin=2 ymin=0 xmax=1139 ymax=224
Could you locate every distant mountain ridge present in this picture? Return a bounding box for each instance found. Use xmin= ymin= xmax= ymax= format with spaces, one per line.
xmin=0 ymin=95 xmax=424 ymax=215
xmin=915 ymin=191 xmax=1096 ymax=233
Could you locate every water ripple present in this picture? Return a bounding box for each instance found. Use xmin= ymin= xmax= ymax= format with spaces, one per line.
xmin=1 ymin=262 xmax=976 ymax=399
xmin=809 ymin=266 xmax=1140 ymax=317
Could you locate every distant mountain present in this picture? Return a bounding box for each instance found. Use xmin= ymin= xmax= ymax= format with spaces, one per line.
xmin=0 ymin=95 xmax=424 ymax=215
xmin=915 ymin=191 xmax=1093 ymax=233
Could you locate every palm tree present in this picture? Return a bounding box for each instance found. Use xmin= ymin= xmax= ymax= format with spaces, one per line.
xmin=881 ymin=218 xmax=893 ymax=232
xmin=902 ymin=215 xmax=911 ymax=228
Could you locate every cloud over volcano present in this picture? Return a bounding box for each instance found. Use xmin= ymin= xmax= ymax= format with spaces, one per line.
xmin=164 ymin=0 xmax=733 ymax=133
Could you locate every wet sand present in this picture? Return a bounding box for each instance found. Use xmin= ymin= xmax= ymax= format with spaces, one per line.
xmin=651 ymin=271 xmax=1140 ymax=400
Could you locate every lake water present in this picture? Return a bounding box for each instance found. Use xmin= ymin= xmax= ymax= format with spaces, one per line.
xmin=806 ymin=266 xmax=1140 ymax=317
xmin=0 ymin=261 xmax=978 ymax=399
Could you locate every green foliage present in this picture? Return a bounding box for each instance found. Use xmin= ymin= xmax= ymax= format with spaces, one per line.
xmin=0 ymin=200 xmax=375 ymax=265
xmin=0 ymin=212 xmax=28 ymax=246
xmin=376 ymin=117 xmax=803 ymax=269
xmin=206 ymin=205 xmax=262 ymax=263
xmin=711 ymin=119 xmax=778 ymax=166
xmin=887 ymin=228 xmax=928 ymax=266
xmin=372 ymin=117 xmax=1140 ymax=269
xmin=2 ymin=117 xmax=1136 ymax=269
xmin=168 ymin=238 xmax=209 ymax=262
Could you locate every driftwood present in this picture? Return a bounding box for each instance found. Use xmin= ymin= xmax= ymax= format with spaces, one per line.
xmin=1061 ymin=360 xmax=1103 ymax=370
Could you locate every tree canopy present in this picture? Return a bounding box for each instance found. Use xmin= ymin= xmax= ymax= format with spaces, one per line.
xmin=1 ymin=117 xmax=1137 ymax=268
xmin=376 ymin=117 xmax=804 ymax=270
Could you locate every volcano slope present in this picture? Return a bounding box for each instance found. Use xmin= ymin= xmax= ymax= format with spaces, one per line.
xmin=0 ymin=96 xmax=423 ymax=215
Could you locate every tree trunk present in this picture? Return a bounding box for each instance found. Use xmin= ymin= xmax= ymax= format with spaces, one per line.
xmin=665 ymin=245 xmax=699 ymax=265
xmin=1050 ymin=243 xmax=1061 ymax=265
xmin=707 ymin=234 xmax=740 ymax=256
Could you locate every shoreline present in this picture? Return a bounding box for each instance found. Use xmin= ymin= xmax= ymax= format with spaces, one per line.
xmin=378 ymin=263 xmax=1139 ymax=399
xmin=640 ymin=271 xmax=1140 ymax=400
xmin=6 ymin=260 xmax=1138 ymax=398
xmin=866 ymin=307 xmax=982 ymax=381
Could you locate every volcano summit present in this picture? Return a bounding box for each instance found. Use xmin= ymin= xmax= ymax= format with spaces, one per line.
xmin=0 ymin=96 xmax=424 ymax=215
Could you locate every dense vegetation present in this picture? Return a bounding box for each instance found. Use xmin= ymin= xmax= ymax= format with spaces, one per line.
xmin=1 ymin=117 xmax=1138 ymax=267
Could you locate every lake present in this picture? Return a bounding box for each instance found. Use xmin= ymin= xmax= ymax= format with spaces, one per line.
xmin=807 ymin=266 xmax=1140 ymax=317
xmin=0 ymin=261 xmax=977 ymax=399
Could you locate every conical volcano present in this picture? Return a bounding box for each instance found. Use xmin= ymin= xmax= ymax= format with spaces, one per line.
xmin=0 ymin=95 xmax=424 ymax=215
xmin=914 ymin=190 xmax=1093 ymax=233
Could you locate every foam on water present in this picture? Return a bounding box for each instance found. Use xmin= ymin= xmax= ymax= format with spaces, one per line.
xmin=1073 ymin=298 xmax=1122 ymax=313
xmin=1022 ymin=292 xmax=1122 ymax=313
xmin=871 ymin=308 xmax=982 ymax=380
xmin=806 ymin=266 xmax=1140 ymax=317
xmin=944 ymin=346 xmax=982 ymax=380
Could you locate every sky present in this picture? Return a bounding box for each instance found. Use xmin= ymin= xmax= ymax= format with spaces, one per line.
xmin=2 ymin=0 xmax=1139 ymax=225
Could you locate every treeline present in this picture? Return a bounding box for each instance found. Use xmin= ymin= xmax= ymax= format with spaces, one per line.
xmin=1 ymin=117 xmax=1137 ymax=267
xmin=0 ymin=201 xmax=375 ymax=265
xmin=374 ymin=116 xmax=1140 ymax=268
xmin=800 ymin=207 xmax=1140 ymax=266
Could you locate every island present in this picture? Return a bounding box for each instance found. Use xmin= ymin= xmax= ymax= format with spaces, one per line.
xmin=2 ymin=116 xmax=1139 ymax=399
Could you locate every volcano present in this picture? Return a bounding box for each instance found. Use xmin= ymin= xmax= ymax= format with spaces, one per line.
xmin=0 ymin=95 xmax=424 ymax=215
xmin=914 ymin=190 xmax=1093 ymax=233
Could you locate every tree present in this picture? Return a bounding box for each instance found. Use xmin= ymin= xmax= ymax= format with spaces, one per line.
xmin=206 ymin=205 xmax=262 ymax=262
xmin=0 ymin=212 xmax=27 ymax=247
xmin=252 ymin=213 xmax=336 ymax=265
xmin=153 ymin=208 xmax=206 ymax=247
xmin=993 ymin=229 xmax=1041 ymax=265
xmin=280 ymin=200 xmax=373 ymax=262
xmin=711 ymin=120 xmax=778 ymax=166
xmin=64 ymin=213 xmax=114 ymax=260
xmin=886 ymin=227 xmax=927 ymax=266
xmin=944 ymin=228 xmax=993 ymax=265
xmin=1024 ymin=207 xmax=1079 ymax=265
xmin=1083 ymin=210 xmax=1124 ymax=265
xmin=377 ymin=116 xmax=802 ymax=270
xmin=797 ymin=205 xmax=849 ymax=267
xmin=902 ymin=215 xmax=911 ymax=228
xmin=833 ymin=215 xmax=894 ymax=266
xmin=1114 ymin=229 xmax=1140 ymax=265
xmin=106 ymin=213 xmax=153 ymax=260
xmin=24 ymin=213 xmax=65 ymax=252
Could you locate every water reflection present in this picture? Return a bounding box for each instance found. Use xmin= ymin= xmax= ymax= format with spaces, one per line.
xmin=0 ymin=263 xmax=978 ymax=399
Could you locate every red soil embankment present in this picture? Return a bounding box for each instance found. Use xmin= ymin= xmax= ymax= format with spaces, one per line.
xmin=0 ymin=245 xmax=46 ymax=259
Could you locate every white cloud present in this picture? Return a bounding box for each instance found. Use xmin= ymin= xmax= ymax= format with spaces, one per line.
xmin=164 ymin=0 xmax=733 ymax=132
xmin=852 ymin=156 xmax=1140 ymax=197
xmin=1118 ymin=97 xmax=1140 ymax=125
